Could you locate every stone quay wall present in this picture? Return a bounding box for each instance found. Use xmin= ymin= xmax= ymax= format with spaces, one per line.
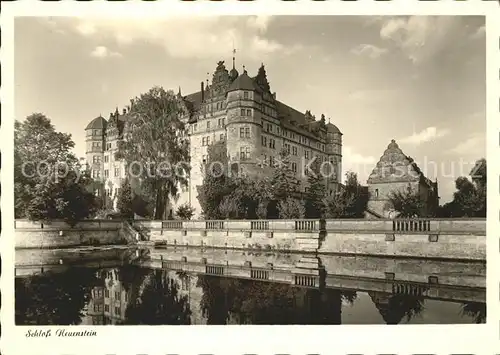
xmin=134 ymin=218 xmax=486 ymax=261
xmin=15 ymin=220 xmax=127 ymax=249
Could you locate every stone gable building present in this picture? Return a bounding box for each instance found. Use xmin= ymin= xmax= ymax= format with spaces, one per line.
xmin=366 ymin=139 xmax=439 ymax=218
xmin=85 ymin=59 xmax=343 ymax=218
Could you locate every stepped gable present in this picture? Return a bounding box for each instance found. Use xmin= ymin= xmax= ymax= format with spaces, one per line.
xmin=367 ymin=139 xmax=429 ymax=185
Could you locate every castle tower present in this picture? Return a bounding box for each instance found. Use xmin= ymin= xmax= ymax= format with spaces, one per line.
xmin=325 ymin=121 xmax=342 ymax=190
xmin=225 ymin=68 xmax=263 ymax=177
xmin=85 ymin=115 xmax=107 ymax=196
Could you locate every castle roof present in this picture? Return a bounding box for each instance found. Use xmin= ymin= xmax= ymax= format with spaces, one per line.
xmin=367 ymin=139 xmax=435 ymax=187
xmin=227 ymin=70 xmax=262 ymax=92
xmin=326 ymin=122 xmax=342 ymax=134
xmin=85 ymin=115 xmax=107 ymax=130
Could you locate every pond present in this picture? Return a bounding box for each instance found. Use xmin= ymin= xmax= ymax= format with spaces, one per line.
xmin=15 ymin=246 xmax=486 ymax=325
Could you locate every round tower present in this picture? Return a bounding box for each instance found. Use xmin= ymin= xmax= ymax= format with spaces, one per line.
xmin=85 ymin=115 xmax=107 ymax=195
xmin=225 ymin=68 xmax=263 ymax=177
xmin=326 ymin=122 xmax=342 ymax=185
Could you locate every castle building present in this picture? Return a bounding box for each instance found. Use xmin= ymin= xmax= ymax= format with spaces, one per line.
xmin=366 ymin=139 xmax=439 ymax=218
xmin=85 ymin=57 xmax=343 ymax=218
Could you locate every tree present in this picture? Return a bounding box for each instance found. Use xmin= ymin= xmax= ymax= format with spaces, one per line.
xmin=116 ymin=178 xmax=134 ymax=219
xmin=15 ymin=114 xmax=98 ymax=224
xmin=436 ymin=159 xmax=486 ymax=218
xmin=175 ymin=203 xmax=195 ymax=220
xmin=116 ymin=87 xmax=190 ymax=220
xmin=323 ymin=172 xmax=369 ymax=218
xmin=219 ymin=196 xmax=242 ymax=219
xmin=277 ymin=197 xmax=305 ymax=219
xmin=305 ymin=160 xmax=327 ymax=218
xmin=388 ymin=185 xmax=424 ymax=218
xmin=270 ymin=148 xmax=300 ymax=203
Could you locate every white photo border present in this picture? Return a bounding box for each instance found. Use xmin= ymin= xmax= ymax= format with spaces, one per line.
xmin=1 ymin=1 xmax=499 ymax=354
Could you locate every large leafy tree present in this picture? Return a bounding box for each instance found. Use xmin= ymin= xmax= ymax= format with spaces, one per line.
xmin=305 ymin=160 xmax=327 ymax=218
xmin=388 ymin=185 xmax=425 ymax=218
xmin=116 ymin=87 xmax=190 ymax=220
xmin=15 ymin=113 xmax=98 ymax=224
xmin=437 ymin=158 xmax=486 ymax=218
xmin=116 ymin=178 xmax=134 ymax=220
xmin=323 ymin=172 xmax=369 ymax=218
xmin=271 ymin=148 xmax=300 ymax=202
xmin=197 ymin=140 xmax=235 ymax=219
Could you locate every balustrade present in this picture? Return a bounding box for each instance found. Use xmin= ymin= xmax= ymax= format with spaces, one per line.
xmin=206 ymin=221 xmax=225 ymax=230
xmin=162 ymin=221 xmax=183 ymax=229
xmin=295 ymin=220 xmax=317 ymax=231
xmin=392 ymin=219 xmax=431 ymax=233
xmin=251 ymin=220 xmax=269 ymax=230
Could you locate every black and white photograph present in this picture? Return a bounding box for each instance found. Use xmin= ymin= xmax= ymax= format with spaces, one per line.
xmin=13 ymin=15 xmax=487 ymax=327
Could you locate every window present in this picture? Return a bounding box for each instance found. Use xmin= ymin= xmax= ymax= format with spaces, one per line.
xmin=263 ymin=154 xmax=267 ymax=165
xmin=114 ymin=168 xmax=120 ymax=177
xmin=375 ymin=189 xmax=379 ymax=198
xmin=115 ymin=292 xmax=120 ymax=299
xmin=240 ymin=147 xmax=250 ymax=160
xmin=104 ymin=304 xmax=109 ymax=312
xmin=220 ymin=133 xmax=225 ymax=141
xmin=207 ymin=136 xmax=211 ymax=145
xmin=284 ymin=143 xmax=290 ymax=154
xmin=241 ymin=108 xmax=246 ymax=116
xmin=207 ymin=121 xmax=211 ymax=130
xmin=194 ymin=124 xmax=197 ymax=132
xmin=218 ymin=118 xmax=221 ymax=127
xmin=222 ymin=118 xmax=225 ymax=126
xmin=115 ymin=307 xmax=120 ymax=315
xmin=202 ymin=137 xmax=209 ymax=146
xmin=246 ymin=109 xmax=251 ymax=117
xmin=105 ymin=289 xmax=109 ymax=298
xmin=92 ymin=170 xmax=100 ymax=178
xmin=305 ymin=151 xmax=309 ymax=159
xmin=269 ymin=156 xmax=275 ymax=167
xmin=240 ymin=127 xmax=245 ymax=138
xmin=292 ymin=162 xmax=297 ymax=173
xmin=104 ymin=156 xmax=109 ymax=163
xmin=262 ymin=136 xmax=267 ymax=147
xmin=114 ymin=188 xmax=119 ymax=196
xmin=104 ymin=170 xmax=109 ymax=178
xmin=305 ymin=187 xmax=309 ymax=193
xmin=93 ymin=156 xmax=101 ymax=164
xmin=245 ymin=127 xmax=250 ymax=138
xmin=93 ymin=130 xmax=100 ymax=136
xmin=269 ymin=139 xmax=275 ymax=149
xmin=244 ymin=91 xmax=249 ymax=99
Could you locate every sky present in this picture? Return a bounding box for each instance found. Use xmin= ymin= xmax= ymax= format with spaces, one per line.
xmin=14 ymin=16 xmax=486 ymax=203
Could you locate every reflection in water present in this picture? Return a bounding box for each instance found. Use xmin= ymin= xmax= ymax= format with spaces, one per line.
xmin=15 ymin=265 xmax=486 ymax=325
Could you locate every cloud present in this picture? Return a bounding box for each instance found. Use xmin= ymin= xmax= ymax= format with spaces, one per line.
xmin=90 ymin=46 xmax=122 ymax=58
xmin=470 ymin=25 xmax=485 ymax=40
xmin=379 ymin=16 xmax=461 ymax=64
xmin=447 ymin=134 xmax=485 ymax=155
xmin=246 ymin=16 xmax=271 ymax=33
xmin=70 ymin=17 xmax=287 ymax=61
xmin=342 ymin=146 xmax=377 ymax=183
xmin=399 ymin=126 xmax=450 ymax=146
xmin=351 ymin=44 xmax=387 ymax=59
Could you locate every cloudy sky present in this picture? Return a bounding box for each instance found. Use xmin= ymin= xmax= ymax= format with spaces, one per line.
xmin=15 ymin=16 xmax=485 ymax=202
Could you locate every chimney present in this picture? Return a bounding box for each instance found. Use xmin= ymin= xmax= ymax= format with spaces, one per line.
xmin=201 ymin=81 xmax=205 ymax=102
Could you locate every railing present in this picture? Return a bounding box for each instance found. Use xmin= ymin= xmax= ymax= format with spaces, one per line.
xmin=295 ymin=220 xmax=317 ymax=231
xmin=391 ymin=282 xmax=428 ymax=297
xmin=251 ymin=221 xmax=269 ymax=230
xmin=294 ymin=275 xmax=317 ymax=287
xmin=393 ymin=219 xmax=431 ymax=232
xmin=206 ymin=265 xmax=224 ymax=275
xmin=250 ymin=269 xmax=269 ymax=280
xmin=162 ymin=221 xmax=183 ymax=229
xmin=206 ymin=221 xmax=225 ymax=230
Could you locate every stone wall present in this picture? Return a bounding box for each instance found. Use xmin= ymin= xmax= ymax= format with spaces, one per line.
xmin=135 ymin=218 xmax=485 ymax=260
xmin=15 ymin=220 xmax=125 ymax=249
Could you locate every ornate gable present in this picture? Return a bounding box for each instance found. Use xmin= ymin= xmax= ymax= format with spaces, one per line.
xmin=367 ymin=140 xmax=422 ymax=184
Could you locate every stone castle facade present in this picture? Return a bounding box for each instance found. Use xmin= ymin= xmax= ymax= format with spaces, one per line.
xmin=85 ymin=59 xmax=343 ymax=218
